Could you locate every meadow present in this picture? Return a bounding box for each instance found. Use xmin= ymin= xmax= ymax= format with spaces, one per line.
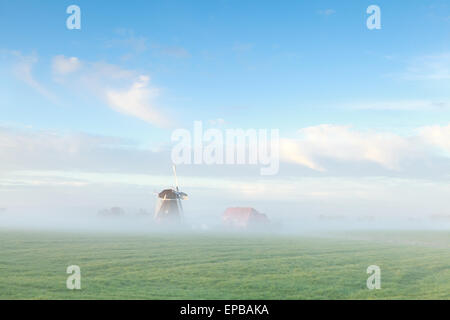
xmin=0 ymin=229 xmax=448 ymax=299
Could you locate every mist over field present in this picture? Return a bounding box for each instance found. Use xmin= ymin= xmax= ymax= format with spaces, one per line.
xmin=0 ymin=206 xmax=448 ymax=234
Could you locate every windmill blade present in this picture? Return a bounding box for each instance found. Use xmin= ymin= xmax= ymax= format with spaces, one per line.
xmin=172 ymin=164 xmax=179 ymax=192
xmin=177 ymin=198 xmax=185 ymax=219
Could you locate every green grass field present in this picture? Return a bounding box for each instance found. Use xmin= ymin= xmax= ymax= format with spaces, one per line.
xmin=0 ymin=229 xmax=448 ymax=299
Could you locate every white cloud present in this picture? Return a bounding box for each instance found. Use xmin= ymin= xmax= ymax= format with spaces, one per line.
xmin=52 ymin=55 xmax=81 ymax=75
xmin=0 ymin=125 xmax=175 ymax=176
xmin=86 ymin=61 xmax=136 ymax=81
xmin=208 ymin=118 xmax=226 ymax=126
xmin=2 ymin=123 xmax=450 ymax=178
xmin=54 ymin=57 xmax=171 ymax=127
xmin=418 ymin=124 xmax=450 ymax=154
xmin=401 ymin=52 xmax=450 ymax=80
xmin=0 ymin=126 xmax=125 ymax=169
xmin=346 ymin=100 xmax=450 ymax=111
xmin=106 ymin=30 xmax=190 ymax=60
xmin=105 ymin=75 xmax=170 ymax=127
xmin=281 ymin=125 xmax=427 ymax=171
xmin=10 ymin=51 xmax=57 ymax=102
xmin=281 ymin=138 xmax=324 ymax=171
xmin=318 ymin=9 xmax=336 ymax=16
xmin=152 ymin=44 xmax=191 ymax=58
xmin=5 ymin=51 xmax=170 ymax=127
xmin=106 ymin=28 xmax=148 ymax=55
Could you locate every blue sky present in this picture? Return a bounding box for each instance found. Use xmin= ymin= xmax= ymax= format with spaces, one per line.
xmin=0 ymin=1 xmax=449 ymax=225
xmin=1 ymin=0 xmax=449 ymax=138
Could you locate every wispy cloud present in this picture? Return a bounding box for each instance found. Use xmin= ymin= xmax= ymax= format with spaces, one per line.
xmin=3 ymin=122 xmax=450 ymax=177
xmin=232 ymin=42 xmax=254 ymax=54
xmin=208 ymin=118 xmax=226 ymax=126
xmin=52 ymin=55 xmax=81 ymax=76
xmin=4 ymin=52 xmax=173 ymax=127
xmin=151 ymin=44 xmax=191 ymax=58
xmin=346 ymin=100 xmax=450 ymax=111
xmin=281 ymin=125 xmax=413 ymax=171
xmin=0 ymin=125 xmax=163 ymax=173
xmin=418 ymin=124 xmax=450 ymax=154
xmin=105 ymin=28 xmax=148 ymax=60
xmin=281 ymin=124 xmax=450 ymax=172
xmin=105 ymin=29 xmax=190 ymax=60
xmin=318 ymin=9 xmax=335 ymax=16
xmin=52 ymin=56 xmax=172 ymax=127
xmin=7 ymin=51 xmax=58 ymax=103
xmin=399 ymin=52 xmax=450 ymax=80
xmin=105 ymin=75 xmax=171 ymax=127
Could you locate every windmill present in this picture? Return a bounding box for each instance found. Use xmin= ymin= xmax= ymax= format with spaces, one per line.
xmin=154 ymin=165 xmax=188 ymax=223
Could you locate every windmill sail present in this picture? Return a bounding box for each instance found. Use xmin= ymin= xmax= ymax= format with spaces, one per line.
xmin=173 ymin=164 xmax=179 ymax=192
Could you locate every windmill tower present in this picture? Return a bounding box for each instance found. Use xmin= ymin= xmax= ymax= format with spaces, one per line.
xmin=154 ymin=165 xmax=188 ymax=223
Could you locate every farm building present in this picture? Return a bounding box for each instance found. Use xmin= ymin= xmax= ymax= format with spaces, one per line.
xmin=98 ymin=207 xmax=126 ymax=217
xmin=222 ymin=207 xmax=269 ymax=229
